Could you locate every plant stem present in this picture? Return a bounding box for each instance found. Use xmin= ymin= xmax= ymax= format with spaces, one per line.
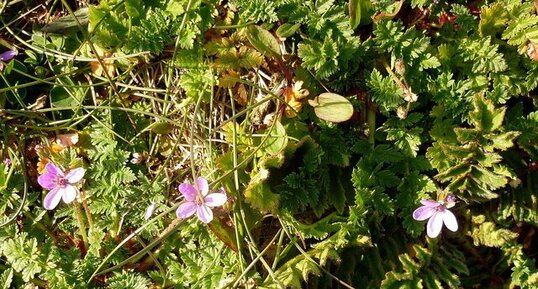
xmin=214 ymin=21 xmax=255 ymax=29
xmin=74 ymin=202 xmax=89 ymax=251
xmin=367 ymin=102 xmax=376 ymax=147
xmin=81 ymin=192 xmax=94 ymax=229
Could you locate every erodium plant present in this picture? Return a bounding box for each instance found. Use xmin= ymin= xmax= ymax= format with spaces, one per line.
xmin=413 ymin=194 xmax=458 ymax=238
xmin=1 ymin=0 xmax=538 ymax=288
xmin=176 ymin=177 xmax=227 ymax=223
xmin=38 ymin=163 xmax=85 ymax=210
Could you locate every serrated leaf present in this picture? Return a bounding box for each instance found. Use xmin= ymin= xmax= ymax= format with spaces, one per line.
xmin=308 ymin=93 xmax=354 ymax=123
xmin=435 ymin=162 xmax=471 ymax=183
xmin=422 ymin=269 xmax=443 ymax=289
xmin=463 ymin=177 xmax=498 ymax=200
xmin=372 ymin=145 xmax=405 ymax=163
xmin=0 ymin=269 xmax=13 ymax=289
xmin=244 ymin=168 xmax=280 ymax=214
xmin=298 ymin=38 xmax=339 ymax=79
xmin=246 ymin=25 xmax=280 ymax=56
xmin=381 ymin=272 xmax=423 ymax=289
xmin=470 ymin=165 xmax=508 ymax=190
xmin=489 ymin=131 xmax=520 ymax=151
xmin=454 ymin=128 xmax=481 ymax=144
xmin=479 ymin=3 xmax=509 ymax=36
xmin=399 ymin=254 xmax=421 ymax=274
xmin=470 ymin=94 xmax=505 ymax=132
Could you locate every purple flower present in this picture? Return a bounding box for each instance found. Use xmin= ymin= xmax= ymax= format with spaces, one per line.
xmin=0 ymin=50 xmax=17 ymax=71
xmin=37 ymin=163 xmax=85 ymax=210
xmin=412 ymin=195 xmax=458 ymax=238
xmin=3 ymin=158 xmax=11 ymax=167
xmin=176 ymin=177 xmax=227 ymax=223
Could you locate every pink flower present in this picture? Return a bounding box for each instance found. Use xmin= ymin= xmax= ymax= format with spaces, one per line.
xmin=37 ymin=163 xmax=85 ymax=210
xmin=412 ymin=195 xmax=458 ymax=238
xmin=176 ymin=177 xmax=227 ymax=223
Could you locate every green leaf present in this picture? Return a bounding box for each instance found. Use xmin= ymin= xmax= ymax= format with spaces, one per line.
xmin=108 ymin=271 xmax=150 ymax=289
xmin=263 ymin=120 xmax=288 ymax=155
xmin=366 ymin=69 xmax=404 ymax=113
xmin=454 ymin=128 xmax=481 ymax=144
xmin=479 ymin=3 xmax=509 ymax=37
xmin=350 ymin=0 xmax=373 ymax=27
xmin=1 ymin=233 xmax=43 ymax=282
xmin=308 ymin=93 xmax=354 ymax=123
xmin=41 ymin=7 xmax=89 ymax=34
xmin=276 ymin=23 xmax=301 ymax=38
xmin=470 ymin=165 xmax=508 ymax=190
xmin=298 ymin=37 xmax=339 ymax=79
xmin=471 ymin=217 xmax=518 ymax=247
xmin=281 ymin=212 xmax=341 ymax=240
xmin=125 ymin=0 xmax=143 ymax=20
xmin=50 ymin=82 xmax=86 ymax=108
xmin=381 ymin=272 xmax=422 ymax=289
xmin=349 ymin=0 xmax=362 ymax=29
xmin=246 ymin=25 xmax=280 ymax=56
xmin=244 ymin=167 xmax=280 ymax=214
xmin=470 ymin=94 xmax=505 ymax=132
xmin=0 ymin=164 xmax=6 ymax=188
xmin=489 ymin=131 xmax=520 ymax=151
xmin=151 ymin=121 xmax=174 ymax=135
xmin=0 ymin=268 xmax=13 ymax=289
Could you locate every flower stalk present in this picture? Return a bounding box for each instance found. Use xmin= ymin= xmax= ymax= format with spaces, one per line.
xmin=74 ymin=201 xmax=89 ymax=251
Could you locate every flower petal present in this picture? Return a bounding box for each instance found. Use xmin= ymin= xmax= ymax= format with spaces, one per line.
xmin=0 ymin=50 xmax=17 ymax=61
xmin=144 ymin=203 xmax=156 ymax=220
xmin=196 ymin=177 xmax=209 ymax=196
xmin=66 ymin=167 xmax=85 ymax=183
xmin=60 ymin=185 xmax=77 ymax=204
xmin=420 ymin=199 xmax=441 ymax=207
xmin=178 ymin=183 xmax=198 ymax=202
xmin=442 ymin=209 xmax=458 ymax=232
xmin=43 ymin=187 xmax=62 ymax=210
xmin=176 ymin=202 xmax=197 ymax=219
xmin=427 ymin=212 xmax=444 ymax=238
xmin=204 ymin=193 xmax=227 ymax=207
xmin=412 ymin=206 xmax=435 ymax=221
xmin=197 ymin=205 xmax=213 ymax=223
xmin=37 ymin=171 xmax=57 ymax=190
xmin=46 ymin=162 xmax=64 ymax=176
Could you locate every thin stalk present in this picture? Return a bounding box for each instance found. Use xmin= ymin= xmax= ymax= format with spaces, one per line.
xmin=231 ymin=229 xmax=283 ymax=288
xmin=163 ymin=0 xmax=193 ymax=116
xmin=229 ymin=88 xmax=246 ymax=279
xmin=214 ymin=21 xmax=255 ymax=29
xmin=367 ymin=103 xmax=376 ymax=147
xmin=88 ymin=204 xmax=180 ymax=282
xmin=81 ymin=195 xmax=94 ymax=229
xmin=271 ymin=229 xmax=286 ymax=270
xmin=94 ymin=218 xmax=181 ymax=277
xmin=73 ymin=202 xmax=89 ymax=250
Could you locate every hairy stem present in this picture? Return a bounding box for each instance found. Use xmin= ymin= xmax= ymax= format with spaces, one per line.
xmin=74 ymin=202 xmax=89 ymax=251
